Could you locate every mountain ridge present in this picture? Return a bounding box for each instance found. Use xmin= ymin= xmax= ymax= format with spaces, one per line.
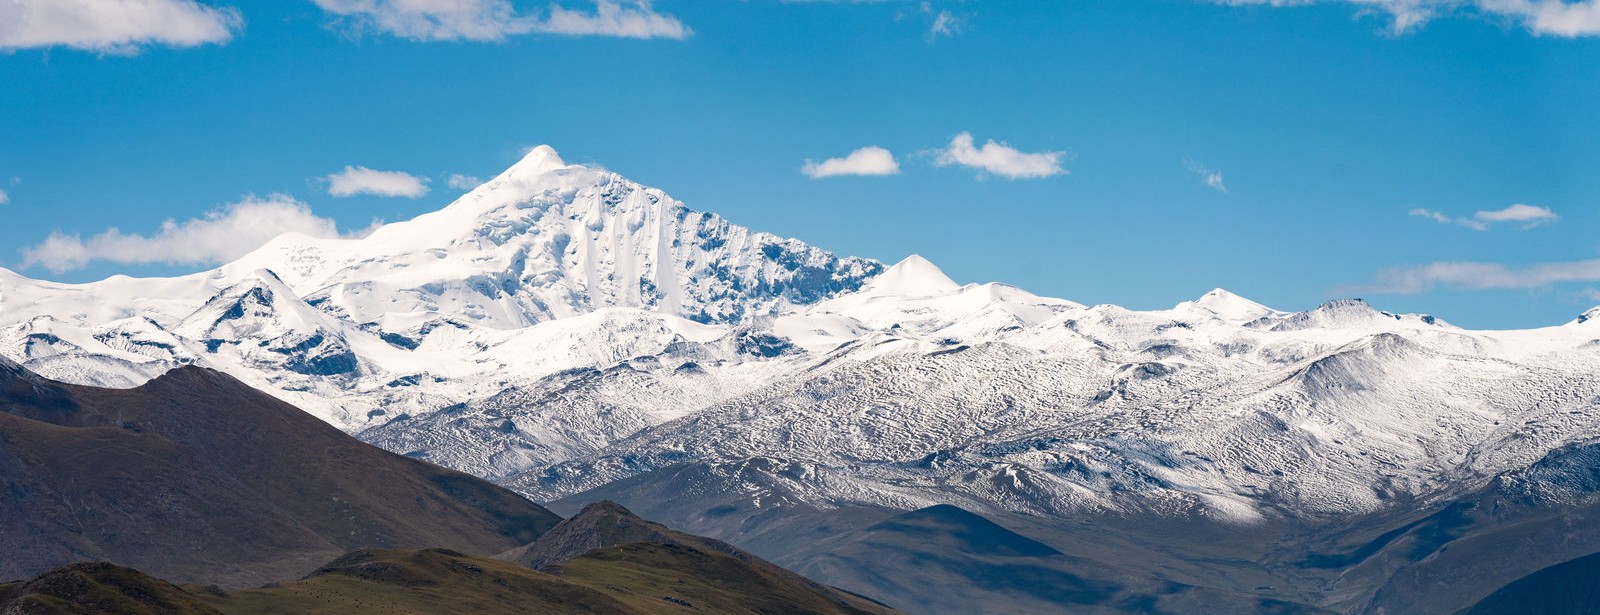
xmin=4 ymin=146 xmax=1600 ymax=613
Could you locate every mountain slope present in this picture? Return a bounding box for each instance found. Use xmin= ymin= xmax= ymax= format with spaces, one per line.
xmin=200 ymin=546 xmax=896 ymax=615
xmin=784 ymin=504 xmax=1325 ymax=615
xmin=1461 ymin=551 xmax=1600 ymax=615
xmin=0 ymin=360 xmax=561 ymax=587
xmin=495 ymin=500 xmax=893 ymax=613
xmin=0 ymin=562 xmax=224 ymax=615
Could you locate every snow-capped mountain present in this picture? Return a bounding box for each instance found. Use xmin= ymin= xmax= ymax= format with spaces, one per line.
xmin=2 ymin=145 xmax=1598 ymax=534
xmin=0 ymin=146 xmax=881 ymax=425
xmin=224 ymin=145 xmax=881 ymax=330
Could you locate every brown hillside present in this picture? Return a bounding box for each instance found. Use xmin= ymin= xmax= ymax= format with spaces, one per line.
xmin=0 ymin=361 xmax=561 ymax=587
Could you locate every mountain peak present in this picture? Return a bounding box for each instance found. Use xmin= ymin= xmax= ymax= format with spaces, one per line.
xmin=243 ymin=268 xmax=289 ymax=288
xmin=504 ymin=144 xmax=569 ymax=179
xmin=574 ymin=500 xmax=641 ymax=519
xmin=866 ymin=255 xmax=960 ymax=298
xmin=1189 ymin=288 xmax=1278 ymax=323
xmin=497 ymin=499 xmax=680 ymax=569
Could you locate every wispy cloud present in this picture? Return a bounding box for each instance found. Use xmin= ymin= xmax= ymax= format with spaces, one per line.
xmin=323 ymin=166 xmax=430 ymax=198
xmin=793 ymin=0 xmax=965 ymax=40
xmin=447 ymin=174 xmax=483 ymax=190
xmin=0 ymin=0 xmax=241 ymax=53
xmin=928 ymin=8 xmax=961 ymax=39
xmin=311 ymin=0 xmax=690 ymax=41
xmin=0 ymin=189 xmax=8 ymax=205
xmin=1408 ymin=204 xmax=1559 ymax=230
xmin=1184 ymin=159 xmax=1228 ymax=193
xmin=1220 ymin=0 xmax=1600 ymax=37
xmin=1344 ymin=258 xmax=1600 ymax=295
xmin=934 ymin=132 xmax=1066 ymax=180
xmin=1409 ymin=208 xmax=1451 ymax=224
xmin=802 ymin=146 xmax=901 ymax=179
xmin=20 ymin=195 xmax=373 ymax=273
xmin=1414 ymin=208 xmax=1452 ymax=224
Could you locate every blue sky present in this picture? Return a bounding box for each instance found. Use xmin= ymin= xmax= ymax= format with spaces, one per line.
xmin=1 ymin=0 xmax=1597 ymax=329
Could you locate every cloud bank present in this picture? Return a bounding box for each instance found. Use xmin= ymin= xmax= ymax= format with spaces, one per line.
xmin=0 ymin=0 xmax=242 ymax=52
xmin=324 ymin=166 xmax=430 ymax=198
xmin=935 ymin=132 xmax=1066 ymax=179
xmin=310 ymin=0 xmax=690 ymax=41
xmin=20 ymin=195 xmax=370 ymax=273
xmin=802 ymin=146 xmax=901 ymax=179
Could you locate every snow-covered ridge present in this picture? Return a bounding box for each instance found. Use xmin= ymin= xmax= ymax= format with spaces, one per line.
xmin=2 ymin=145 xmax=1598 ymax=526
xmin=225 ymin=145 xmax=883 ymax=333
xmin=0 ymin=146 xmax=885 ymax=422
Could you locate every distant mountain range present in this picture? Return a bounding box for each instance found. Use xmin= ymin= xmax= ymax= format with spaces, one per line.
xmin=3 ymin=146 xmax=1599 ymax=613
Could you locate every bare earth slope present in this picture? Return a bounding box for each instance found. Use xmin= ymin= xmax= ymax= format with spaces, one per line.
xmin=0 ymin=359 xmax=561 ymax=587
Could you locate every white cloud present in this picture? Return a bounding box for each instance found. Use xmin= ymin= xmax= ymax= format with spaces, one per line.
xmin=540 ymin=0 xmax=690 ymax=38
xmin=1473 ymin=203 xmax=1559 ymax=226
xmin=1521 ymin=0 xmax=1600 ymax=36
xmin=1184 ymin=159 xmax=1228 ymax=193
xmin=0 ymin=188 xmax=8 ymax=205
xmin=1409 ymin=208 xmax=1451 ymax=223
xmin=311 ymin=0 xmax=515 ymax=40
xmin=324 ymin=166 xmax=430 ymax=198
xmin=934 ymin=132 xmax=1067 ymax=179
xmin=1220 ymin=0 xmax=1600 ymax=37
xmin=802 ymin=146 xmax=901 ymax=179
xmin=447 ymin=174 xmax=483 ymax=190
xmin=1409 ymin=203 xmax=1559 ymax=230
xmin=19 ymin=195 xmax=372 ymax=273
xmin=310 ymin=0 xmax=689 ymax=41
xmin=1347 ymin=258 xmax=1600 ymax=294
xmin=0 ymin=0 xmax=241 ymax=52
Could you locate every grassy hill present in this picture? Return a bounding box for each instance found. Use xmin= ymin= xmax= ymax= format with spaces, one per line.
xmin=0 ymin=562 xmax=223 ymax=615
xmin=199 ymin=545 xmax=895 ymax=615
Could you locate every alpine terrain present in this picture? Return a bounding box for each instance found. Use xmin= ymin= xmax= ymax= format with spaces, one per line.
xmin=3 ymin=146 xmax=1599 ymax=613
